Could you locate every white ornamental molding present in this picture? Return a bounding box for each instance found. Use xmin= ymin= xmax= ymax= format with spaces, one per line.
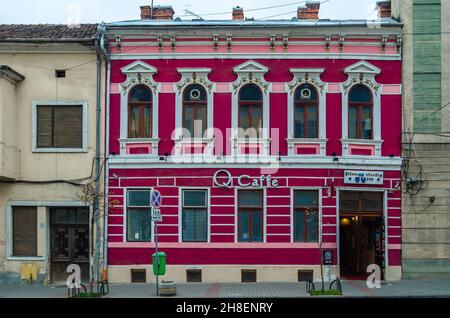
xmin=174 ymin=68 xmax=215 ymax=94
xmin=119 ymin=60 xmax=160 ymax=95
xmin=341 ymin=61 xmax=383 ymax=96
xmin=230 ymin=60 xmax=271 ymax=94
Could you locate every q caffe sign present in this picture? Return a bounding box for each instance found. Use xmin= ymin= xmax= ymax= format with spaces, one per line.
xmin=213 ymin=169 xmax=279 ymax=189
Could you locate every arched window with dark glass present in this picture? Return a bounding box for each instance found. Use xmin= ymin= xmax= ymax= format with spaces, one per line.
xmin=128 ymin=85 xmax=152 ymax=138
xmin=183 ymin=84 xmax=207 ymax=138
xmin=294 ymin=84 xmax=318 ymax=138
xmin=239 ymin=84 xmax=263 ymax=138
xmin=348 ymin=85 xmax=373 ymax=139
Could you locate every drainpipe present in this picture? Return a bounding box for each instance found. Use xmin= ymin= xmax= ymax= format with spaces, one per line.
xmin=98 ymin=24 xmax=110 ymax=274
xmin=94 ymin=34 xmax=103 ymax=284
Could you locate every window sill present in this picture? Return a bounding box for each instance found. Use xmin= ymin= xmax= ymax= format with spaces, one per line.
xmin=7 ymin=256 xmax=46 ymax=261
xmin=32 ymin=147 xmax=88 ymax=153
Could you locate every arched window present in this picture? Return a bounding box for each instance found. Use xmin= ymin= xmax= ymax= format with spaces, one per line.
xmin=238 ymin=84 xmax=263 ymax=138
xmin=183 ymin=84 xmax=207 ymax=138
xmin=348 ymin=85 xmax=373 ymax=139
xmin=294 ymin=84 xmax=318 ymax=138
xmin=128 ymin=85 xmax=152 ymax=138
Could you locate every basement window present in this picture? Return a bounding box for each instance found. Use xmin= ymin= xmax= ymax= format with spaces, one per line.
xmin=241 ymin=269 xmax=257 ymax=283
xmin=298 ymin=270 xmax=314 ymax=282
xmin=130 ymin=269 xmax=146 ymax=283
xmin=186 ymin=269 xmax=202 ymax=283
xmin=55 ymin=70 xmax=66 ymax=78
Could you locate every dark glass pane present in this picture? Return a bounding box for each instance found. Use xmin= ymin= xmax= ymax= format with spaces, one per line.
xmin=183 ymin=190 xmax=207 ymax=207
xmin=128 ymin=190 xmax=151 ymax=207
xmin=239 ymin=84 xmax=262 ymax=101
xmin=348 ymin=107 xmax=357 ymax=139
xmin=360 ymin=192 xmax=383 ymax=211
xmin=194 ymin=105 xmax=207 ymax=137
xmin=251 ymin=212 xmax=263 ymax=242
xmin=294 ymin=105 xmax=305 ymax=138
xmin=130 ymin=85 xmax=152 ymax=102
xmin=307 ymin=211 xmax=318 ymax=242
xmin=295 ymin=84 xmax=318 ymax=101
xmin=294 ymin=211 xmax=305 ymax=242
xmin=361 ymin=106 xmax=372 ymax=139
xmin=349 ymin=85 xmax=371 ymax=103
xmin=239 ymin=105 xmax=250 ymax=130
xmin=340 ymin=191 xmax=360 ymax=212
xmin=51 ymin=207 xmax=89 ymax=224
xmin=239 ymin=191 xmax=263 ymax=207
xmin=129 ymin=106 xmax=140 ymax=138
xmin=182 ymin=209 xmax=207 ymax=242
xmin=239 ymin=211 xmax=250 ymax=242
xmin=127 ymin=209 xmax=152 ymax=241
xmin=307 ymin=106 xmax=318 ymax=138
xmin=143 ymin=106 xmax=152 ymax=138
xmin=294 ymin=191 xmax=318 ymax=208
xmin=251 ymin=106 xmax=262 ymax=133
xmin=184 ymin=84 xmax=207 ymax=102
xmin=183 ymin=105 xmax=194 ymax=136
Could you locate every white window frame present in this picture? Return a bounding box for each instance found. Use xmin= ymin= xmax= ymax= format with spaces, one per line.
xmin=340 ymin=61 xmax=384 ymax=156
xmin=119 ymin=61 xmax=160 ymax=157
xmin=173 ymin=68 xmax=215 ymax=158
xmin=178 ymin=188 xmax=210 ymax=243
xmin=32 ymin=100 xmax=88 ymax=153
xmin=229 ymin=61 xmax=272 ymax=157
xmin=285 ymin=68 xmax=328 ymax=156
xmin=124 ymin=188 xmax=154 ymax=243
xmin=290 ymin=187 xmax=323 ymax=243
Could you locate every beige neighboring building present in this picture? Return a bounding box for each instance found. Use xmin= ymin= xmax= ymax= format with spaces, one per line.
xmin=390 ymin=0 xmax=450 ymax=278
xmin=0 ymin=25 xmax=105 ymax=284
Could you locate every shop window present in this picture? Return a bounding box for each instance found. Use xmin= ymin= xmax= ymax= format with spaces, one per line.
xmin=183 ymin=84 xmax=207 ymax=138
xmin=36 ymin=104 xmax=83 ymax=148
xmin=130 ymin=269 xmax=146 ymax=283
xmin=182 ymin=190 xmax=207 ymax=242
xmin=238 ymin=190 xmax=263 ymax=242
xmin=241 ymin=269 xmax=257 ymax=283
xmin=12 ymin=206 xmax=38 ymax=257
xmin=186 ymin=269 xmax=202 ymax=283
xmin=348 ymin=85 xmax=373 ymax=139
xmin=126 ymin=190 xmax=152 ymax=242
xmin=294 ymin=84 xmax=318 ymax=138
xmin=293 ymin=190 xmax=319 ymax=242
xmin=128 ymin=85 xmax=152 ymax=138
xmin=238 ymin=84 xmax=263 ymax=138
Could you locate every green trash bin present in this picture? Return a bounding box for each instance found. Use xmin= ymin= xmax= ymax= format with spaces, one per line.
xmin=152 ymin=252 xmax=166 ymax=275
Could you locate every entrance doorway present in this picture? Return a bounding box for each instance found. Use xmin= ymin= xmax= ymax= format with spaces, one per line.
xmin=50 ymin=207 xmax=90 ymax=283
xmin=339 ymin=191 xmax=385 ymax=280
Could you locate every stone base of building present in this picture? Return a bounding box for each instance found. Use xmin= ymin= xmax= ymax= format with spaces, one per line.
xmin=402 ymin=259 xmax=450 ymax=280
xmin=384 ymin=265 xmax=402 ymax=281
xmin=108 ymin=265 xmax=341 ymax=284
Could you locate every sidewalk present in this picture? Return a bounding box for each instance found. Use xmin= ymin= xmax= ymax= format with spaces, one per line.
xmin=0 ymin=280 xmax=449 ymax=298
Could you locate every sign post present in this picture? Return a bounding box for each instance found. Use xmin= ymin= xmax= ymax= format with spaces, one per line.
xmin=151 ymin=189 xmax=162 ymax=296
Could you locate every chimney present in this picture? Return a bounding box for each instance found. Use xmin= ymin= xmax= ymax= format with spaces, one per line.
xmin=140 ymin=5 xmax=175 ymax=20
xmin=376 ymin=1 xmax=391 ymax=19
xmin=297 ymin=1 xmax=320 ymax=20
xmin=232 ymin=6 xmax=244 ymax=20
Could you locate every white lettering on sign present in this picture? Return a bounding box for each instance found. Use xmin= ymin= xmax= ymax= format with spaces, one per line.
xmin=213 ymin=169 xmax=279 ymax=189
xmin=344 ymin=170 xmax=383 ymax=185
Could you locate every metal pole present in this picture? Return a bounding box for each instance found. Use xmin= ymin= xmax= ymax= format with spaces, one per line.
xmin=154 ymin=221 xmax=159 ymax=296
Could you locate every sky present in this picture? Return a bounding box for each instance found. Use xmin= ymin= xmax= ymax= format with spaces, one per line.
xmin=0 ymin=0 xmax=380 ymax=24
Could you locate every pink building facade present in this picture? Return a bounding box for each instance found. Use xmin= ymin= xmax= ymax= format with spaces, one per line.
xmin=101 ymin=6 xmax=403 ymax=283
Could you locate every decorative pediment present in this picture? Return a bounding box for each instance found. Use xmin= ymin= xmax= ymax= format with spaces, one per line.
xmin=286 ymin=68 xmax=327 ymax=95
xmin=230 ymin=61 xmax=270 ymax=94
xmin=120 ymin=61 xmax=159 ymax=95
xmin=233 ymin=60 xmax=269 ymax=75
xmin=344 ymin=61 xmax=381 ymax=75
xmin=174 ymin=68 xmax=214 ymax=94
xmin=342 ymin=61 xmax=382 ymax=96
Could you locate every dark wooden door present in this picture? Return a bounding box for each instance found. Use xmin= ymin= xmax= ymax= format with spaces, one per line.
xmin=50 ymin=207 xmax=90 ymax=283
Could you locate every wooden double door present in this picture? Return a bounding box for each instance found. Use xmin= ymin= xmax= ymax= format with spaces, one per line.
xmin=50 ymin=207 xmax=90 ymax=283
